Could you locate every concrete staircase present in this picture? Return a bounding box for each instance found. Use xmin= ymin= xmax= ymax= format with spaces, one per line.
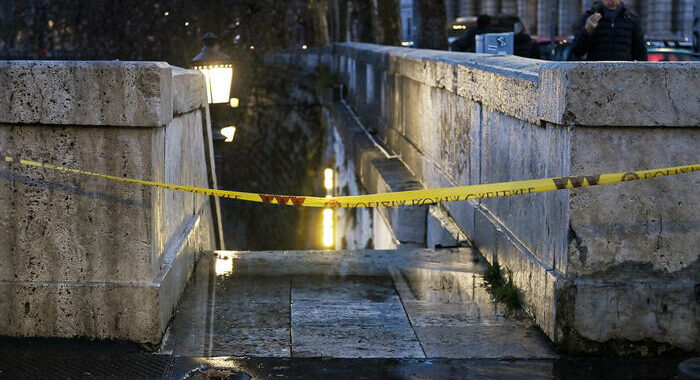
xmin=160 ymin=248 xmax=555 ymax=359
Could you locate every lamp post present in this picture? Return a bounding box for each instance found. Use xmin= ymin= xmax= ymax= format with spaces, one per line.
xmin=192 ymin=32 xmax=233 ymax=104
xmin=192 ymin=32 xmax=236 ymax=183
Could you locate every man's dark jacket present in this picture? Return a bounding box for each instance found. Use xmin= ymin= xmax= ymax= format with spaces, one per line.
xmin=572 ymin=3 xmax=647 ymax=61
xmin=514 ymin=32 xmax=540 ymax=59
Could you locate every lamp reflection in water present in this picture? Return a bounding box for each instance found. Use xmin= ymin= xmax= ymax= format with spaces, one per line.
xmin=322 ymin=167 xmax=335 ymax=248
xmin=324 ymin=168 xmax=333 ymax=191
xmin=323 ymin=208 xmax=334 ymax=248
xmin=215 ymin=252 xmax=233 ymax=275
xmin=220 ymin=126 xmax=236 ymax=142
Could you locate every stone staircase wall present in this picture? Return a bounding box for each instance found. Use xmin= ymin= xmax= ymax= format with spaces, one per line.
xmin=0 ymin=61 xmax=223 ymax=344
xmin=272 ymin=44 xmax=700 ymax=353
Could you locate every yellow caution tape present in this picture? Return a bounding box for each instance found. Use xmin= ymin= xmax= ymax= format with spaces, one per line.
xmin=3 ymin=155 xmax=698 ymax=208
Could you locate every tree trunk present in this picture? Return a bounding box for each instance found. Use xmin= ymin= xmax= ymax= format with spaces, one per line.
xmin=377 ymin=0 xmax=402 ymax=45
xmin=328 ymin=0 xmax=338 ymax=42
xmin=308 ymin=0 xmax=330 ymax=46
xmin=416 ymin=0 xmax=447 ymax=50
xmin=352 ymin=0 xmax=377 ymax=43
xmin=338 ymin=0 xmax=349 ymax=41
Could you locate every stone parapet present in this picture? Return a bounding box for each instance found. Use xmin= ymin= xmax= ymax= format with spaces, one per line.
xmin=0 ymin=61 xmax=173 ymax=127
xmin=172 ymin=66 xmax=208 ymax=116
xmin=0 ymin=61 xmax=221 ymax=344
xmin=539 ymin=62 xmax=700 ymax=127
xmin=282 ymin=43 xmax=700 ymax=353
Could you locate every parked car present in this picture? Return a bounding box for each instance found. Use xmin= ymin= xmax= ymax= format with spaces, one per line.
xmin=645 ymin=35 xmax=699 ymax=61
xmin=647 ymin=47 xmax=700 ymax=61
xmin=532 ymin=35 xmax=699 ymax=61
xmin=447 ymin=15 xmax=522 ymax=47
xmin=645 ymin=33 xmax=693 ymax=49
xmin=447 ymin=17 xmax=477 ymax=46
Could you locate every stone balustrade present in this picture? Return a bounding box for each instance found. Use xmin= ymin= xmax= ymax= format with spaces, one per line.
xmin=0 ymin=61 xmax=223 ymax=344
xmin=274 ymin=43 xmax=699 ymax=353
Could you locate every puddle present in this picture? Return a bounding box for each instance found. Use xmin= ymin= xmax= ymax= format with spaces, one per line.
xmin=161 ymin=250 xmax=554 ymax=359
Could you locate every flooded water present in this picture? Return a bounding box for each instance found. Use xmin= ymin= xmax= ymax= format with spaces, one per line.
xmin=0 ymin=248 xmax=688 ymax=379
xmin=160 ymin=248 xmax=554 ymax=359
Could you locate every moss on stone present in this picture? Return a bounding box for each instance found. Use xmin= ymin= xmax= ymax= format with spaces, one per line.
xmin=483 ymin=258 xmax=521 ymax=311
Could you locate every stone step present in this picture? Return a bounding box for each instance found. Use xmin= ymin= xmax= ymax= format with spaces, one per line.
xmin=210 ymin=247 xmax=484 ymax=277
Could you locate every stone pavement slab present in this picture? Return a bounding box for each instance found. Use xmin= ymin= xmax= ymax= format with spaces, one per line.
xmin=214 ymin=277 xmax=291 ymax=305
xmin=291 ymin=276 xmax=398 ymax=303
xmin=291 ymin=326 xmax=424 ymax=358
xmin=292 ymin=301 xmax=407 ymax=327
xmin=290 ymin=275 xmax=424 ymax=358
xmin=162 ymin=249 xmax=556 ymax=360
xmin=161 ymin=261 xmax=292 ymax=357
xmin=392 ymin=266 xmax=490 ymax=304
xmin=401 ymin=299 xmax=507 ymax=326
xmin=215 ymin=302 xmax=290 ymax=328
xmin=210 ymin=328 xmax=290 ymax=357
xmin=389 ymin=258 xmax=555 ymax=360
xmin=415 ymin=325 xmax=556 ymax=359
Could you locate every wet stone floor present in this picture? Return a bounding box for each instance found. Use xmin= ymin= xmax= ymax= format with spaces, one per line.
xmin=0 ymin=249 xmax=691 ymax=379
xmin=160 ymin=249 xmax=555 ymax=360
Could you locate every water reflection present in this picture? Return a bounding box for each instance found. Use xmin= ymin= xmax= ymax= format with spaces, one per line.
xmin=162 ymin=249 xmax=552 ymax=359
xmin=215 ymin=252 xmax=233 ymax=276
xmin=323 ymin=168 xmax=334 ymax=191
xmin=322 ymin=208 xmax=334 ymax=248
xmin=161 ymin=253 xmax=292 ymax=357
xmin=190 ymin=356 xmax=688 ymax=380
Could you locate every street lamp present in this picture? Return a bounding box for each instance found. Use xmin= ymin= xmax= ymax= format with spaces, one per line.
xmin=192 ymin=32 xmax=233 ymax=104
xmin=192 ymin=32 xmax=236 ymax=184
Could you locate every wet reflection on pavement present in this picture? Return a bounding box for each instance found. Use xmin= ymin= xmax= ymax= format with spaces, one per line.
xmin=161 ymin=249 xmax=554 ymax=359
xmin=0 ymin=249 xmax=689 ymax=379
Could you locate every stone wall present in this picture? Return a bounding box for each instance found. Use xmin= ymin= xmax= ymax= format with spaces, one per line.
xmin=276 ymin=44 xmax=700 ymax=353
xmin=0 ymin=61 xmax=223 ymax=344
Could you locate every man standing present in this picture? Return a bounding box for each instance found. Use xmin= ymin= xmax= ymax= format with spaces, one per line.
xmin=513 ymin=21 xmax=540 ymax=59
xmin=572 ymin=0 xmax=647 ymax=61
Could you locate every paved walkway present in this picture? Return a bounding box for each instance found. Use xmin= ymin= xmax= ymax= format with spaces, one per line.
xmin=1 ymin=249 xmax=690 ymax=379
xmin=160 ymin=248 xmax=555 ymax=359
xmin=0 ymin=340 xmax=686 ymax=380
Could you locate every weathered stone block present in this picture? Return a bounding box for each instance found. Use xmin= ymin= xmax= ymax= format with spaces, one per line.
xmin=0 ymin=126 xmax=161 ymax=283
xmin=0 ymin=215 xmax=201 ymax=344
xmin=289 ymin=43 xmax=700 ymax=353
xmin=539 ymin=62 xmax=700 ymax=127
xmin=0 ymin=61 xmax=219 ymax=344
xmin=568 ymin=127 xmax=700 ymax=276
xmin=0 ymin=61 xmax=172 ymax=127
xmin=370 ymin=158 xmax=426 ymax=244
xmin=570 ymin=276 xmax=697 ymax=352
xmin=172 ymin=67 xmax=207 ymax=116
